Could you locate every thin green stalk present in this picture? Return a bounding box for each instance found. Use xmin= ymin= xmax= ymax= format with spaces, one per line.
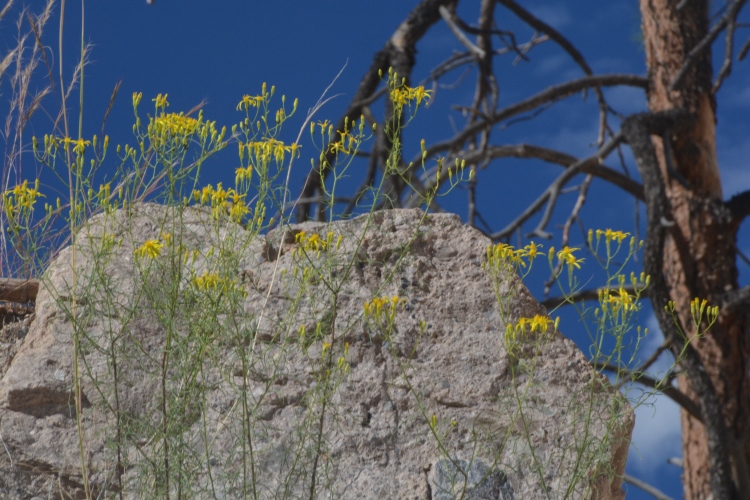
xmin=60 ymin=0 xmax=92 ymax=497
xmin=307 ymin=294 xmax=338 ymax=500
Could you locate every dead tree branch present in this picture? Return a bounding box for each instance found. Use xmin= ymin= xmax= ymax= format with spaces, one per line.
xmin=296 ymin=0 xmax=457 ymax=221
xmin=488 ymin=132 xmax=625 ymax=240
xmin=596 ymin=362 xmax=702 ymax=423
xmin=670 ymin=0 xmax=749 ymax=91
xmin=726 ymin=189 xmax=750 ymax=224
xmin=418 ymin=74 xmax=646 ymax=164
xmin=0 ymin=277 xmax=39 ymax=303
xmin=497 ymin=0 xmax=612 ymax=145
xmin=541 ymin=284 xmax=638 ymax=311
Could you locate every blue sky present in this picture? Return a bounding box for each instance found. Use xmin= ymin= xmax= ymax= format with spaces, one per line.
xmin=4 ymin=1 xmax=750 ymax=498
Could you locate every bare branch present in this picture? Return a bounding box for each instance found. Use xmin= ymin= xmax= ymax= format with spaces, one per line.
xmin=740 ymin=35 xmax=750 ymax=60
xmin=497 ymin=0 xmax=595 ymax=80
xmin=439 ymin=6 xmax=485 ymax=58
xmin=629 ymin=337 xmax=673 ymax=388
xmin=560 ymin=175 xmax=592 ymax=246
xmin=407 ymin=143 xmax=644 ymax=228
xmin=721 ymin=284 xmax=750 ymax=313
xmin=596 ymin=361 xmax=702 ymax=423
xmin=478 ymin=144 xmax=644 ymax=199
xmin=488 ymin=132 xmax=625 ymax=240
xmin=418 ymin=74 xmax=647 ymax=163
xmin=670 ymin=0 xmax=749 ymax=91
xmin=623 ymin=473 xmax=675 ymax=500
xmin=541 ymin=284 xmax=637 ymax=311
xmin=497 ymin=0 xmax=611 ymax=145
xmin=0 ymin=277 xmax=39 ymax=302
xmin=726 ymin=189 xmax=750 ymax=223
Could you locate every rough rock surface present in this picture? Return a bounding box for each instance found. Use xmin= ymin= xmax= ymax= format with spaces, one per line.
xmin=0 ymin=204 xmax=633 ymax=499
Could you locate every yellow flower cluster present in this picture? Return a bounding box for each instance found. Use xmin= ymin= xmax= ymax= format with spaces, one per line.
xmin=241 ymin=138 xmax=300 ymax=166
xmin=236 ymin=85 xmax=298 ymax=127
xmin=665 ymin=297 xmax=720 ymax=337
xmin=193 ymin=271 xmax=221 ymax=290
xmin=594 ymin=229 xmax=630 ymax=245
xmin=37 ymin=136 xmax=93 ymax=156
xmin=310 ymin=115 xmax=366 ymax=157
xmin=192 ymin=271 xmax=237 ymax=293
xmin=235 ymin=165 xmax=253 ymax=185
xmin=505 ymin=314 xmax=558 ymax=355
xmin=2 ymin=179 xmax=44 ymax=216
xmin=236 ymin=83 xmax=272 ymax=112
xmin=62 ymin=137 xmax=92 ymax=155
xmin=390 ymin=84 xmax=432 ymax=108
xmin=588 ymin=228 xmax=640 ymax=260
xmin=151 ymin=93 xmax=169 ymax=110
xmin=328 ymin=130 xmax=359 ymax=156
xmin=294 ymin=230 xmax=343 ymax=257
xmin=382 ymin=67 xmax=429 ymax=104
xmin=511 ymin=315 xmax=555 ymax=335
xmin=148 ymin=112 xmax=201 ymax=150
xmin=486 ymin=241 xmax=542 ymax=269
xmin=132 ymin=92 xmax=224 ymax=152
xmin=191 ymin=183 xmax=250 ymax=223
xmin=95 ymin=183 xmax=113 ymax=211
xmin=312 ymin=119 xmax=332 ymax=137
xmin=363 ymin=295 xmax=405 ymax=325
xmin=600 ymin=286 xmax=638 ymax=314
xmin=237 ymin=94 xmax=265 ymax=111
xmin=690 ymin=298 xmax=720 ymax=329
xmin=100 ymin=233 xmax=118 ymax=253
xmin=133 ymin=232 xmax=175 ymax=260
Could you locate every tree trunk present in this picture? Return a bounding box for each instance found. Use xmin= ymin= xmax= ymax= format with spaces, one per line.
xmin=639 ymin=0 xmax=750 ymax=496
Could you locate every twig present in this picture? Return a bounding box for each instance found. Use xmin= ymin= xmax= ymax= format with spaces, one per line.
xmin=439 ymin=6 xmax=485 ymax=58
xmin=561 ymin=175 xmax=592 ymax=244
xmin=597 ymin=361 xmax=702 ymax=422
xmin=623 ymin=473 xmax=675 ymax=500
xmin=541 ymin=284 xmax=638 ymax=311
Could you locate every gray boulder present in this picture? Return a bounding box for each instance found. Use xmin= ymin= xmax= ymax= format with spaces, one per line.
xmin=0 ymin=204 xmax=633 ymax=499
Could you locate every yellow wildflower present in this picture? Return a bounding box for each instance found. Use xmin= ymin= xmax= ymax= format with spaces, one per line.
xmin=62 ymin=137 xmax=92 ymax=155
xmin=556 ymin=246 xmax=584 ymax=270
xmin=408 ymin=85 xmax=432 ymax=106
xmin=152 ymin=93 xmax=169 ymax=109
xmin=135 ymin=239 xmax=164 ymax=259
xmin=525 ymin=241 xmax=541 ymax=260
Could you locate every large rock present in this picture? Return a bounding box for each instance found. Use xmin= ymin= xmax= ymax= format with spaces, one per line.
xmin=0 ymin=204 xmax=633 ymax=499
